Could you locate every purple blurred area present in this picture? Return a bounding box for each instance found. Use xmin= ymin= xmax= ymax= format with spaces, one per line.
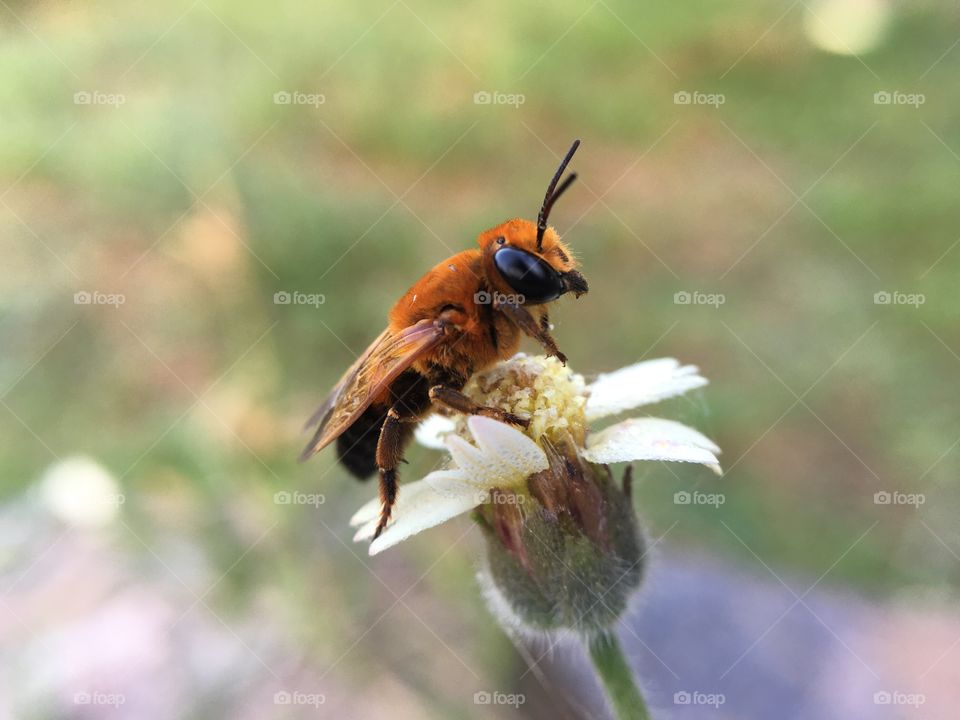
xmin=4 ymin=497 xmax=957 ymax=718
xmin=537 ymin=548 xmax=958 ymax=719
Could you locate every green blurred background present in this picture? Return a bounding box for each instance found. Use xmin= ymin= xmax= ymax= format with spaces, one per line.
xmin=2 ymin=0 xmax=959 ymax=717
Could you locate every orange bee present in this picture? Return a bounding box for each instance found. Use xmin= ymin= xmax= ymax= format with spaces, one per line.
xmin=301 ymin=140 xmax=588 ymax=539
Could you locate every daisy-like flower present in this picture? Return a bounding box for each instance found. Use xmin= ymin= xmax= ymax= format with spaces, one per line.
xmin=350 ymin=354 xmax=720 ymax=558
xmin=351 ymin=353 xmax=718 ymax=718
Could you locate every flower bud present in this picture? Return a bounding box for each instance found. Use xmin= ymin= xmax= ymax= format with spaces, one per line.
xmin=478 ymin=454 xmax=643 ymax=635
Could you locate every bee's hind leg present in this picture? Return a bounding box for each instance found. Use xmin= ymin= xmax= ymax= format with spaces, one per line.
xmin=428 ymin=385 xmax=530 ymax=429
xmin=373 ymin=405 xmax=418 ymax=540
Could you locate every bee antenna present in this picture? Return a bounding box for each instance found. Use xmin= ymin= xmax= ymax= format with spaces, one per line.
xmin=536 ymin=139 xmax=580 ymax=252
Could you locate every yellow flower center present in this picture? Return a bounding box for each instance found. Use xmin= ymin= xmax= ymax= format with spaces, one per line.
xmin=457 ymin=354 xmax=587 ymax=447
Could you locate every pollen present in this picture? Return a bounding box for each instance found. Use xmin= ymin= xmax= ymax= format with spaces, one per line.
xmin=457 ymin=353 xmax=587 ymax=446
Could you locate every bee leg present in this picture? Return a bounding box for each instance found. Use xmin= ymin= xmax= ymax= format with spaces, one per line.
xmin=493 ymin=298 xmax=567 ymax=365
xmin=428 ymin=385 xmax=530 ymax=428
xmin=373 ymin=406 xmax=416 ymax=539
xmin=539 ymin=310 xmax=551 ymax=335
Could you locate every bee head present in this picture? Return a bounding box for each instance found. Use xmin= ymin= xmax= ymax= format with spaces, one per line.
xmin=478 ymin=140 xmax=587 ymax=305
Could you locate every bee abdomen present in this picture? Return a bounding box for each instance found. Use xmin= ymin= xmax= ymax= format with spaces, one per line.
xmin=336 ymin=405 xmax=386 ymax=480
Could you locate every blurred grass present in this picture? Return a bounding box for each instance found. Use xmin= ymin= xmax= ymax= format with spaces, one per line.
xmin=2 ymin=0 xmax=960 ymax=712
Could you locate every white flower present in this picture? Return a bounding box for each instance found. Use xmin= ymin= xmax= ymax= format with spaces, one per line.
xmin=351 ymin=354 xmax=720 ymax=555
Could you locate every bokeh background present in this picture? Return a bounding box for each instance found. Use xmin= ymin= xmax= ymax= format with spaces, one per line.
xmin=2 ymin=0 xmax=958 ymax=717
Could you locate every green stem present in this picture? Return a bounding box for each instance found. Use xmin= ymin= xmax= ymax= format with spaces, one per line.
xmin=587 ymin=631 xmax=651 ymax=720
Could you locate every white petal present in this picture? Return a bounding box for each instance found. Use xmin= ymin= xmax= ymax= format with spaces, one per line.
xmin=443 ymin=433 xmax=493 ymax=477
xmin=349 ymin=494 xmax=381 ymax=528
xmin=414 ymin=413 xmax=457 ymax=450
xmin=585 ymin=358 xmax=709 ymax=421
xmin=425 ymin=469 xmax=478 ymax=498
xmin=364 ymin=479 xmax=482 ymax=556
xmin=583 ymin=417 xmax=722 ymax=474
xmin=466 ymin=416 xmax=548 ymax=479
xmin=352 ymin=468 xmax=484 ymax=542
xmin=354 ymin=417 xmax=548 ymax=554
xmin=440 ymin=417 xmax=547 ymax=490
xmin=353 ymin=477 xmax=437 ymax=541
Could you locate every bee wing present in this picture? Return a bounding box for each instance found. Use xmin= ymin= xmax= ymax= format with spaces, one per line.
xmin=301 ymin=327 xmax=390 ymax=432
xmin=299 ymin=318 xmax=444 ymax=461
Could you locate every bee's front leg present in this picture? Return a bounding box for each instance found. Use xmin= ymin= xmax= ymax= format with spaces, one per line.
xmin=428 ymin=386 xmax=530 ymax=429
xmin=493 ymin=297 xmax=567 ymax=364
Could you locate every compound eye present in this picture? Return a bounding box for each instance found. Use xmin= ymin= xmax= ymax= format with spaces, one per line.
xmin=492 ymin=247 xmax=563 ymax=304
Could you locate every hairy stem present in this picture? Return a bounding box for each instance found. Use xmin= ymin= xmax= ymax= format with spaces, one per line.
xmin=587 ymin=631 xmax=651 ymax=720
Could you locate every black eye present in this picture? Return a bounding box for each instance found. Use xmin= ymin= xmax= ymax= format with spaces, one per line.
xmin=492 ymin=247 xmax=563 ymax=304
xmin=496 ymin=236 xmax=506 ymax=245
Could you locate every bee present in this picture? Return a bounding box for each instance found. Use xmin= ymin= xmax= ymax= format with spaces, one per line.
xmin=301 ymin=139 xmax=588 ymax=539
